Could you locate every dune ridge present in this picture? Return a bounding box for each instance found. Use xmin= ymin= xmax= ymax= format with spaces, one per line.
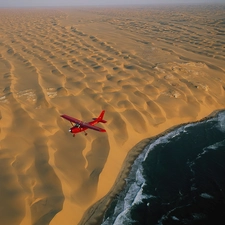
xmin=0 ymin=5 xmax=225 ymax=225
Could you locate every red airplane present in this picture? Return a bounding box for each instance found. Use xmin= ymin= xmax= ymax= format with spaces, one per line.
xmin=60 ymin=110 xmax=107 ymax=136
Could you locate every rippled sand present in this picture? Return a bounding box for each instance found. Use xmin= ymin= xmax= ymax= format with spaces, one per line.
xmin=0 ymin=5 xmax=224 ymax=225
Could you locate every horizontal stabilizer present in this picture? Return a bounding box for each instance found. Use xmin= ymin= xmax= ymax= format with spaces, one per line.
xmin=93 ymin=118 xmax=107 ymax=123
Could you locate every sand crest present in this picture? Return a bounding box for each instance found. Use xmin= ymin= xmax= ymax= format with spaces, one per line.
xmin=0 ymin=5 xmax=225 ymax=225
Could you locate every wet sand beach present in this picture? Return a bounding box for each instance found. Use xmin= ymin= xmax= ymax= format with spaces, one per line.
xmin=0 ymin=4 xmax=225 ymax=225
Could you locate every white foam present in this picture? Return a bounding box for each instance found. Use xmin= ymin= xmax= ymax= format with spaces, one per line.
xmin=204 ymin=139 xmax=225 ymax=151
xmin=132 ymin=184 xmax=145 ymax=205
xmin=113 ymin=208 xmax=135 ymax=225
xmin=102 ymin=208 xmax=135 ymax=225
xmin=124 ymin=182 xmax=140 ymax=209
xmin=172 ymin=216 xmax=179 ymax=221
xmin=217 ymin=111 xmax=225 ymax=132
xmin=144 ymin=125 xmax=190 ymax=161
xmin=192 ymin=213 xmax=207 ymax=220
xmin=200 ymin=193 xmax=214 ymax=199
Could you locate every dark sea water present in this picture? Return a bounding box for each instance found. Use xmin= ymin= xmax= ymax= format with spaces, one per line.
xmin=101 ymin=110 xmax=225 ymax=225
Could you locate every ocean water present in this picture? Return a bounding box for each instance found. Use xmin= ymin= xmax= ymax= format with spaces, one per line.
xmin=101 ymin=111 xmax=225 ymax=225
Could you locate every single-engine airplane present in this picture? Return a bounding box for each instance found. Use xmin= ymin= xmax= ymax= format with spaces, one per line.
xmin=60 ymin=110 xmax=107 ymax=137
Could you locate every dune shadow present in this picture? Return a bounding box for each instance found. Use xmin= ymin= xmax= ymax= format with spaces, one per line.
xmin=30 ymin=139 xmax=65 ymax=225
xmin=73 ymin=136 xmax=110 ymax=205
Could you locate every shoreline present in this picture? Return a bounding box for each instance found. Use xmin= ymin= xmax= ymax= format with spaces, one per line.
xmin=79 ymin=108 xmax=225 ymax=225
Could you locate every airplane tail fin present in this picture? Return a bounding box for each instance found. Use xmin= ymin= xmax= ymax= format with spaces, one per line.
xmin=93 ymin=110 xmax=107 ymax=123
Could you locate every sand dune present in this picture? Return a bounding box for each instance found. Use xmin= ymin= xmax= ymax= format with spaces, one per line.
xmin=0 ymin=5 xmax=225 ymax=225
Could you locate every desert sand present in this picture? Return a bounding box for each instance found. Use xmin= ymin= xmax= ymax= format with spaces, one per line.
xmin=0 ymin=4 xmax=225 ymax=225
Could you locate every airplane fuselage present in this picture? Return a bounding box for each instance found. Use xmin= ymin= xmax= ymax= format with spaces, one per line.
xmin=69 ymin=120 xmax=99 ymax=135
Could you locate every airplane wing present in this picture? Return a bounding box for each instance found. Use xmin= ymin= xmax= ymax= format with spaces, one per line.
xmin=84 ymin=123 xmax=106 ymax=132
xmin=61 ymin=114 xmax=106 ymax=132
xmin=61 ymin=114 xmax=82 ymax=124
